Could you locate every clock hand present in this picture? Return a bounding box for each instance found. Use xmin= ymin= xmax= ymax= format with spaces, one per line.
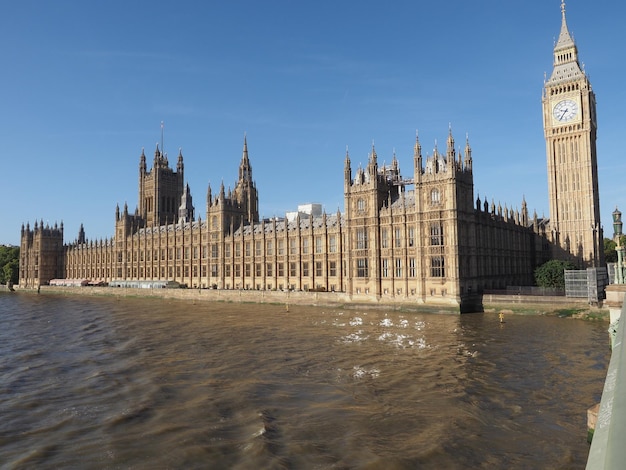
xmin=560 ymin=108 xmax=568 ymax=120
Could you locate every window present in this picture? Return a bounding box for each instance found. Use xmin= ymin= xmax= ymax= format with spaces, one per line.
xmin=266 ymin=263 xmax=273 ymax=277
xmin=225 ymin=264 xmax=231 ymax=277
xmin=329 ymin=261 xmax=337 ymax=277
xmin=212 ymin=216 xmax=218 ymax=229
xmin=356 ymin=228 xmax=367 ymax=249
xmin=184 ymin=247 xmax=189 ymax=260
xmin=394 ymin=228 xmax=402 ymax=248
xmin=235 ymin=264 xmax=241 ymax=277
xmin=408 ymin=227 xmax=415 ymax=247
xmin=357 ymin=258 xmax=368 ymax=277
xmin=255 ymin=263 xmax=262 ymax=277
xmin=211 ymin=264 xmax=218 ymax=277
xmin=382 ymin=259 xmax=389 ymax=277
xmin=278 ymin=240 xmax=285 ymax=255
xmin=290 ymin=239 xmax=297 ymax=255
xmin=255 ymin=241 xmax=262 ymax=257
xmin=395 ymin=258 xmax=402 ymax=277
xmin=302 ymin=262 xmax=309 ymax=277
xmin=409 ymin=258 xmax=416 ymax=277
xmin=211 ymin=244 xmax=218 ymax=258
xmin=278 ymin=263 xmax=284 ymax=277
xmin=177 ymin=248 xmax=182 ymax=260
xmin=316 ymin=261 xmax=322 ymax=277
xmin=329 ymin=235 xmax=337 ymax=253
xmin=225 ymin=244 xmax=231 ymax=257
xmin=290 ymin=262 xmax=297 ymax=277
xmin=245 ymin=264 xmax=251 ymax=277
xmin=381 ymin=229 xmax=388 ymax=248
xmin=315 ymin=236 xmax=322 ymax=254
xmin=357 ymin=198 xmax=365 ymax=212
xmin=302 ymin=238 xmax=309 ymax=254
xmin=430 ymin=224 xmax=444 ymax=246
xmin=266 ymin=240 xmax=273 ymax=256
xmin=245 ymin=242 xmax=251 ymax=257
xmin=431 ymin=256 xmax=445 ymax=277
xmin=431 ymin=189 xmax=440 ymax=204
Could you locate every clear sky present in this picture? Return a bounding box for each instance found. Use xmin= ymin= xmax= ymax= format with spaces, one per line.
xmin=1 ymin=0 xmax=624 ymax=246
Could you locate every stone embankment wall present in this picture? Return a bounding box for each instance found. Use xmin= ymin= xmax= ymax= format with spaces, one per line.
xmin=12 ymin=285 xmax=596 ymax=314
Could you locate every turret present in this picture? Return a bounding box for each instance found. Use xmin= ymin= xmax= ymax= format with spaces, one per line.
xmin=344 ymin=147 xmax=352 ymax=192
xmin=446 ymin=125 xmax=455 ymax=163
xmin=414 ymin=131 xmax=422 ymax=182
xmin=464 ymin=134 xmax=473 ymax=171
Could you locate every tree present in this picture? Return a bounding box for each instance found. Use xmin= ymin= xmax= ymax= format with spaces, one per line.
xmin=604 ymin=236 xmax=626 ymax=264
xmin=534 ymin=259 xmax=577 ymax=289
xmin=0 ymin=246 xmax=19 ymax=284
xmin=605 ymin=238 xmax=617 ymax=263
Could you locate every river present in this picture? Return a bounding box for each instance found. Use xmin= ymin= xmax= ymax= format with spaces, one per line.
xmin=0 ymin=292 xmax=609 ymax=469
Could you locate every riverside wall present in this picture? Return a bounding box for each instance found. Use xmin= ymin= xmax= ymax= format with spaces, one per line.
xmin=11 ymin=285 xmax=597 ymax=315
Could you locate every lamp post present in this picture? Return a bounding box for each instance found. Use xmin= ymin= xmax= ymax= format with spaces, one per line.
xmin=613 ymin=207 xmax=624 ymax=284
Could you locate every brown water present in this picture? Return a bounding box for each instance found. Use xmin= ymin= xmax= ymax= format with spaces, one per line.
xmin=0 ymin=292 xmax=609 ymax=469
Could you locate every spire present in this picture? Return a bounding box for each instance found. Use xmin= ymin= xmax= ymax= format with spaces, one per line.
xmin=549 ymin=0 xmax=582 ymax=83
xmin=239 ymin=134 xmax=252 ymax=182
xmin=139 ymin=147 xmax=146 ymax=173
xmin=555 ymin=1 xmax=575 ymax=52
xmin=178 ymin=183 xmax=194 ymax=223
xmin=177 ymin=148 xmax=184 ymax=172
xmin=344 ymin=145 xmax=352 ymax=186
xmin=368 ymin=141 xmax=378 ymax=177
xmin=414 ymin=130 xmax=422 ymax=158
xmin=464 ymin=133 xmax=472 ymax=170
xmin=446 ymin=124 xmax=455 ymax=162
xmin=414 ymin=130 xmax=422 ymax=178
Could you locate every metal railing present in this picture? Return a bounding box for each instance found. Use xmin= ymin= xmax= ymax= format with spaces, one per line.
xmin=586 ymin=305 xmax=625 ymax=469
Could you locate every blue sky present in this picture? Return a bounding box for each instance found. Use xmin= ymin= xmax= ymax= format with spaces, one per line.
xmin=1 ymin=0 xmax=624 ymax=246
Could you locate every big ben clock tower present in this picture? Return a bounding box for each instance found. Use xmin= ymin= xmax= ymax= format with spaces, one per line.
xmin=542 ymin=1 xmax=603 ymax=267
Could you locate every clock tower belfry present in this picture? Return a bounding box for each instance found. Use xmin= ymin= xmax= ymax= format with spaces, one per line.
xmin=542 ymin=0 xmax=603 ymax=267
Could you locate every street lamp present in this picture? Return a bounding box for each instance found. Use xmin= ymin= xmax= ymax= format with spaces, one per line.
xmin=613 ymin=207 xmax=624 ymax=284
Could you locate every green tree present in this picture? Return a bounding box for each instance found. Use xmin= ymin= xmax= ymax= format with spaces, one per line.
xmin=605 ymin=238 xmax=617 ymax=263
xmin=0 ymin=246 xmax=20 ymax=284
xmin=534 ymin=259 xmax=577 ymax=289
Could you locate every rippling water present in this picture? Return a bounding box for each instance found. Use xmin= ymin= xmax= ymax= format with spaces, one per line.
xmin=0 ymin=292 xmax=609 ymax=469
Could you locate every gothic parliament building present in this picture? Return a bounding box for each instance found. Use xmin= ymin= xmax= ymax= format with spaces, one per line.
xmin=19 ymin=3 xmax=604 ymax=310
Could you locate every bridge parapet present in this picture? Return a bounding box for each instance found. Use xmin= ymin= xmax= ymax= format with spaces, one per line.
xmin=586 ymin=285 xmax=626 ymax=469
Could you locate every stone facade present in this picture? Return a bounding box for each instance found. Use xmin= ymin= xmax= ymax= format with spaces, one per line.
xmin=19 ymin=3 xmax=601 ymax=311
xmin=19 ymin=131 xmax=548 ymax=312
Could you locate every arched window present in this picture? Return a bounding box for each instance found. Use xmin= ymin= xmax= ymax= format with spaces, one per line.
xmin=431 ymin=189 xmax=440 ymax=204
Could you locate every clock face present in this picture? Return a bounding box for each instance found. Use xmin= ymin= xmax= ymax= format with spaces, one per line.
xmin=553 ymin=99 xmax=579 ymax=123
